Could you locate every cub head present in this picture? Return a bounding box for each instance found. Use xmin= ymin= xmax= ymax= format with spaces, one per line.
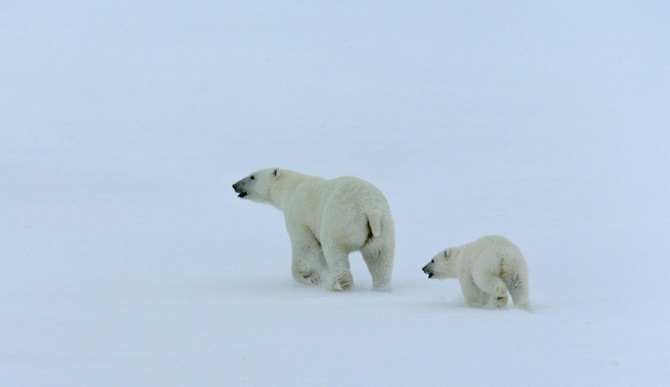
xmin=232 ymin=168 xmax=282 ymax=204
xmin=422 ymin=248 xmax=458 ymax=279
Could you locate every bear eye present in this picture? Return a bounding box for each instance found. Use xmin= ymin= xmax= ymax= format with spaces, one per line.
xmin=250 ymin=175 xmax=255 ymax=180
xmin=431 ymin=259 xmax=434 ymax=263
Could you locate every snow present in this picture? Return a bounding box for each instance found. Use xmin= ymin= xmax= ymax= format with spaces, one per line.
xmin=2 ymin=1 xmax=669 ymax=386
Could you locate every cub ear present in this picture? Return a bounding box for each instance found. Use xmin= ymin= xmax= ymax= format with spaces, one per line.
xmin=273 ymin=168 xmax=281 ymax=178
xmin=444 ymin=249 xmax=452 ymax=258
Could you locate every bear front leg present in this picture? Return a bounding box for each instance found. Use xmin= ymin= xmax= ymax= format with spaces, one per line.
xmin=472 ymin=271 xmax=509 ymax=309
xmin=289 ymin=233 xmax=325 ymax=286
xmin=322 ymin=243 xmax=353 ymax=291
xmin=459 ymin=275 xmax=486 ymax=308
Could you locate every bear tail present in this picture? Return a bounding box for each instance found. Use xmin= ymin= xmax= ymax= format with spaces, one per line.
xmin=366 ymin=210 xmax=383 ymax=238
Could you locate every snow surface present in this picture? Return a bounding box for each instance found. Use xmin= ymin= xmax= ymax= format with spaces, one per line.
xmin=2 ymin=2 xmax=669 ymax=386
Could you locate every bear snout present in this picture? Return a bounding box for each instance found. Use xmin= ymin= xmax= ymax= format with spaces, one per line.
xmin=422 ymin=265 xmax=434 ymax=278
xmin=232 ymin=182 xmax=248 ymax=198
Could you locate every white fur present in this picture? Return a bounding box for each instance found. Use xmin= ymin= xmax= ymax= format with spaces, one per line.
xmin=233 ymin=168 xmax=394 ymax=291
xmin=422 ymin=235 xmax=530 ymax=310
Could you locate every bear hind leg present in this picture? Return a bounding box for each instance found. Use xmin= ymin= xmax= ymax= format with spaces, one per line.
xmin=361 ymin=244 xmax=393 ymax=292
xmin=503 ymin=271 xmax=531 ymax=311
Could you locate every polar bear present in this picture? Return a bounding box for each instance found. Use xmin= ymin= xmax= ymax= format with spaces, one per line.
xmin=422 ymin=235 xmax=530 ymax=310
xmin=233 ymin=168 xmax=394 ymax=291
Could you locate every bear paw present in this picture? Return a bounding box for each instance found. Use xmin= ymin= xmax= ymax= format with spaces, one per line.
xmin=302 ymin=271 xmax=321 ymax=285
xmin=331 ymin=272 xmax=353 ymax=291
xmin=293 ymin=262 xmax=322 ymax=286
xmin=492 ymin=292 xmax=508 ymax=308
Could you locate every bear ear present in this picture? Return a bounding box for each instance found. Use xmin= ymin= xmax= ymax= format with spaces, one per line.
xmin=444 ymin=249 xmax=451 ymax=258
xmin=273 ymin=168 xmax=281 ymax=178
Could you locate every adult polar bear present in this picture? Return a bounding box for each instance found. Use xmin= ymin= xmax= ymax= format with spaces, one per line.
xmin=233 ymin=168 xmax=395 ymax=291
xmin=422 ymin=235 xmax=531 ymax=310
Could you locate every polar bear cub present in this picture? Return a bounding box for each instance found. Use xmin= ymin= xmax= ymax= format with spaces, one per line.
xmin=422 ymin=235 xmax=530 ymax=310
xmin=233 ymin=168 xmax=395 ymax=291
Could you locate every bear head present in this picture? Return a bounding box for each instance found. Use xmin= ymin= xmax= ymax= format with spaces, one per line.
xmin=422 ymin=248 xmax=458 ymax=279
xmin=232 ymin=168 xmax=282 ymax=204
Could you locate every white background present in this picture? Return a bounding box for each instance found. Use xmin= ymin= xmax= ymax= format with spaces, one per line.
xmin=2 ymin=2 xmax=669 ymax=385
